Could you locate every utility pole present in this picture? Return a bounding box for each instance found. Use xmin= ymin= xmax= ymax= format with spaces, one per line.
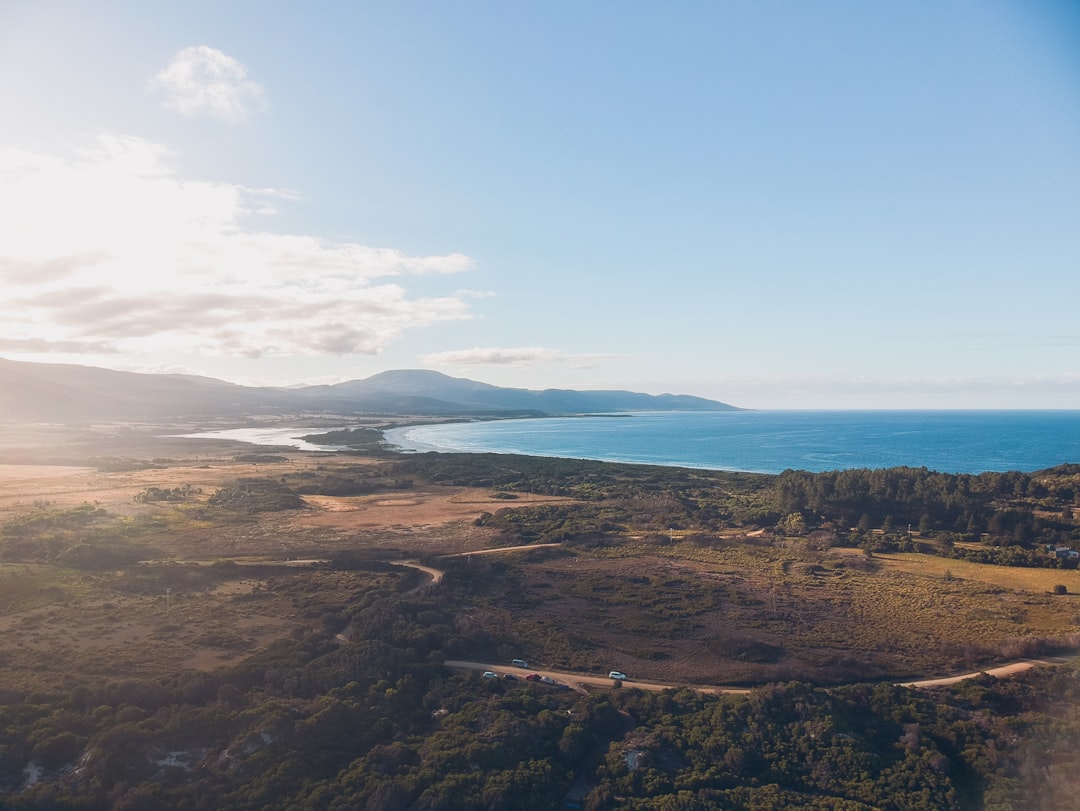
xmin=164 ymin=588 xmax=172 ymax=613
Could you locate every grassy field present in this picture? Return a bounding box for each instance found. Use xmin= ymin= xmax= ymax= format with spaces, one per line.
xmin=0 ymin=427 xmax=1077 ymax=697
xmin=868 ymin=548 xmax=1080 ymax=593
xmin=460 ymin=540 xmax=1080 ymax=686
xmin=0 ymin=558 xmax=401 ymax=691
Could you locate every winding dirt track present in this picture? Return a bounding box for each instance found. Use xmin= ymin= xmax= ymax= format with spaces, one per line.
xmin=395 ymin=560 xmax=445 ymax=594
xmin=442 ymin=660 xmax=750 ymax=695
xmin=445 ymin=656 xmax=1072 ymax=696
xmin=439 ymin=543 xmax=564 ymax=558
xmin=896 ymin=657 xmax=1074 ymax=688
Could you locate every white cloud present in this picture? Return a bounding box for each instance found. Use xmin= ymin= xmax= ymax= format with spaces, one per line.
xmin=150 ymin=46 xmax=267 ymax=122
xmin=423 ymin=346 xmax=621 ymax=368
xmin=0 ymin=136 xmax=475 ymax=360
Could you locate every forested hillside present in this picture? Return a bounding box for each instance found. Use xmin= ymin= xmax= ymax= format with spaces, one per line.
xmin=2 ymin=556 xmax=1077 ymax=810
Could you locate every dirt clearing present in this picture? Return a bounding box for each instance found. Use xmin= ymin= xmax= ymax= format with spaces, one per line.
xmin=297 ymin=487 xmax=574 ymax=531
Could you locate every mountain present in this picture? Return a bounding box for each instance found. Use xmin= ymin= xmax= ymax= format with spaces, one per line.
xmin=322 ymin=370 xmax=735 ymax=414
xmin=0 ymin=358 xmax=741 ymax=422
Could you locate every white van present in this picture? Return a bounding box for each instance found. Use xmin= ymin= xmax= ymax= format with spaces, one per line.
xmin=512 ymin=658 xmax=528 ymax=668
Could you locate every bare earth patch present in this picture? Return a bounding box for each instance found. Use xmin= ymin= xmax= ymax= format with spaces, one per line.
xmin=298 ymin=487 xmax=573 ymax=530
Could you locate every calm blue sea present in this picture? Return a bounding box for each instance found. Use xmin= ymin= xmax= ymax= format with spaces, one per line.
xmin=383 ymin=411 xmax=1080 ymax=475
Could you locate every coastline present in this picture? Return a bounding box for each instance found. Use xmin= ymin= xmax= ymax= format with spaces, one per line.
xmin=168 ymin=410 xmax=1080 ymax=476
xmin=378 ymin=410 xmax=1080 ymax=475
xmin=381 ymin=424 xmax=455 ymax=454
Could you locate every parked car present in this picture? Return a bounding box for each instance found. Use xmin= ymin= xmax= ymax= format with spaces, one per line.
xmin=503 ymin=673 xmax=518 ymax=681
xmin=608 ymin=671 xmax=627 ymax=681
xmin=540 ymin=676 xmax=557 ymax=685
xmin=525 ymin=673 xmax=542 ymax=682
xmin=512 ymin=658 xmax=528 ymax=668
xmin=482 ymin=671 xmax=498 ymax=679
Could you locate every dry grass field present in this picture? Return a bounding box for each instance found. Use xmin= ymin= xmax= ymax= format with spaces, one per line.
xmin=0 ymin=429 xmax=584 ymax=692
xmin=463 ymin=541 xmax=1080 ymax=687
xmin=866 ymin=548 xmax=1080 ymax=593
xmin=0 ymin=425 xmax=1077 ymax=695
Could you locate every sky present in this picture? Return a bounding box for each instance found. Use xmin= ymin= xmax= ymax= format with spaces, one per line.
xmin=1 ymin=1 xmax=1078 ymax=409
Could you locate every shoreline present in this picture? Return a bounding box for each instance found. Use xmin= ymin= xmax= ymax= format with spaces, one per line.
xmin=167 ymin=410 xmax=1080 ymax=477
xmin=381 ymin=420 xmax=764 ymax=473
xmin=378 ymin=410 xmax=1080 ymax=476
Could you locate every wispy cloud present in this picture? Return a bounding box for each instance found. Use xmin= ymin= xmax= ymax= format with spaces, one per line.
xmin=423 ymin=346 xmax=622 ymax=369
xmin=0 ymin=253 xmax=108 ymax=285
xmin=455 ymin=289 xmax=496 ymax=299
xmin=0 ymin=337 xmax=119 ymax=354
xmin=150 ymin=46 xmax=267 ymax=122
xmin=0 ymin=137 xmax=475 ymax=359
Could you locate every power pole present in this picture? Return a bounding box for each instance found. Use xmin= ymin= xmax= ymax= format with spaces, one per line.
xmin=165 ymin=588 xmax=172 ymax=613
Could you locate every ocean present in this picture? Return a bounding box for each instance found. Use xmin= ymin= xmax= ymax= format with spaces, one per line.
xmin=382 ymin=411 xmax=1080 ymax=475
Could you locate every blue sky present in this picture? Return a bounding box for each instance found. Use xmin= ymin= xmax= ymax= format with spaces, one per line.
xmin=1 ymin=1 xmax=1078 ymax=408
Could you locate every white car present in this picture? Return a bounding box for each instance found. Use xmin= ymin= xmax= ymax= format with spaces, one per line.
xmin=608 ymin=671 xmax=627 ymax=681
xmin=482 ymin=671 xmax=498 ymax=679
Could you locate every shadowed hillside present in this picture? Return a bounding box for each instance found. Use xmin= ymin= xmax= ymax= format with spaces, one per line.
xmin=0 ymin=358 xmax=740 ymax=422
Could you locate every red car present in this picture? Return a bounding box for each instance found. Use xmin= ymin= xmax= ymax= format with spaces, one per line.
xmin=524 ymin=673 xmax=542 ymax=682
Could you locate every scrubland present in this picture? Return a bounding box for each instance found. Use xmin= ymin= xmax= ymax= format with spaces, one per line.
xmin=0 ymin=423 xmax=1078 ymax=809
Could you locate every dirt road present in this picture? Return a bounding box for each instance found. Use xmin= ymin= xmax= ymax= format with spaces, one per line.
xmin=444 ymin=656 xmax=1075 ymax=696
xmin=896 ymin=657 xmax=1073 ymax=688
xmin=439 ymin=543 xmax=563 ymax=558
xmin=394 ymin=560 xmax=445 ymax=593
xmin=442 ymin=660 xmax=751 ymax=695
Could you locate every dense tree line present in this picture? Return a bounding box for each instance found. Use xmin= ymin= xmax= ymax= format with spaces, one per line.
xmin=775 ymin=467 xmax=1080 ymax=557
xmin=206 ymin=478 xmax=306 ymax=513
xmin=580 ymin=668 xmax=1080 ymax=809
xmin=133 ymin=485 xmax=202 ymax=503
xmin=401 ymin=455 xmax=1079 ymax=566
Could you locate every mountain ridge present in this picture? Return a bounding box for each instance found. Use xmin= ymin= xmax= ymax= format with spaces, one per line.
xmin=0 ymin=358 xmax=741 ymax=422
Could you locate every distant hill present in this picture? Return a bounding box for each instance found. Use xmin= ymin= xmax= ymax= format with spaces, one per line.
xmin=0 ymin=358 xmax=741 ymax=422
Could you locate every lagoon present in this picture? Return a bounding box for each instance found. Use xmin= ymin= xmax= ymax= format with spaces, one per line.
xmin=175 ymin=426 xmax=350 ymax=452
